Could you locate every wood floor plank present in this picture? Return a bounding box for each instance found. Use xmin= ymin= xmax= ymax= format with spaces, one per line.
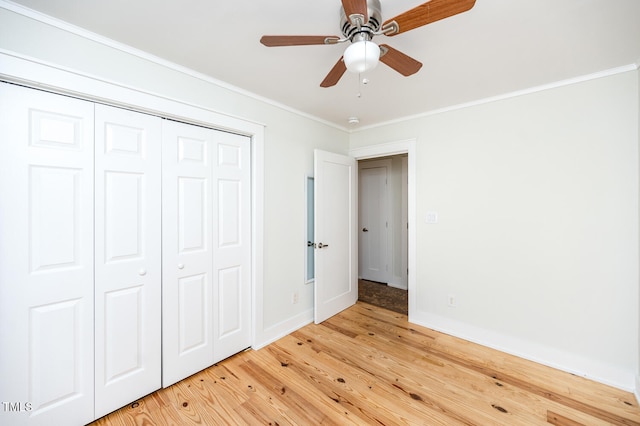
xmin=248 ymin=348 xmax=357 ymax=425
xmin=265 ymin=337 xmax=443 ymax=425
xmin=288 ymin=327 xmax=487 ymax=424
xmin=296 ymin=321 xmax=539 ymax=425
xmin=547 ymin=410 xmax=589 ymax=426
xmin=91 ymin=302 xmax=640 ymax=426
xmin=344 ymin=303 xmax=640 ymax=425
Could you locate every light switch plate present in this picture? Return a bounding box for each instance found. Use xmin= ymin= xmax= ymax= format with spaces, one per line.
xmin=425 ymin=211 xmax=438 ymax=224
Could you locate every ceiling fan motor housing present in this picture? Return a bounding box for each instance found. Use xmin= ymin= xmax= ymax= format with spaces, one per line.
xmin=261 ymin=0 xmax=477 ymax=87
xmin=340 ymin=0 xmax=382 ymax=41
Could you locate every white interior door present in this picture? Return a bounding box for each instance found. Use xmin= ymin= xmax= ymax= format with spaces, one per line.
xmin=314 ymin=149 xmax=358 ymax=324
xmin=211 ymin=131 xmax=252 ymax=362
xmin=0 ymin=83 xmax=95 ymax=425
xmin=358 ymin=160 xmax=391 ymax=283
xmin=94 ymin=105 xmax=162 ymax=417
xmin=162 ymin=122 xmax=251 ymax=386
xmin=161 ymin=120 xmax=215 ymax=387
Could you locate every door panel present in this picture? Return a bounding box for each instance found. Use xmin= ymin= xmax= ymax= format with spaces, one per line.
xmin=29 ymin=166 xmax=82 ymax=271
xmin=178 ymin=274 xmax=208 ymax=353
xmin=94 ymin=104 xmax=162 ymax=418
xmin=358 ymin=161 xmax=390 ymax=283
xmin=218 ymin=266 xmax=242 ymax=335
xmin=314 ymin=150 xmax=358 ymax=324
xmin=218 ymin=180 xmax=241 ymax=246
xmin=29 ymin=299 xmax=84 ymax=417
xmin=0 ymin=83 xmax=95 ymax=426
xmin=104 ymin=171 xmax=144 ymax=261
xmin=103 ymin=286 xmax=144 ymax=382
xmin=179 ymin=177 xmax=207 ymax=251
xmin=163 ymin=123 xmax=251 ymax=383
xmin=162 ymin=120 xmax=215 ymax=387
xmin=212 ymin=132 xmax=252 ymax=362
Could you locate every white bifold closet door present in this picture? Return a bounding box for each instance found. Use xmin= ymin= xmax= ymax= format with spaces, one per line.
xmin=0 ymin=84 xmax=96 ymax=426
xmin=162 ymin=120 xmax=251 ymax=388
xmin=93 ymin=104 xmax=162 ymax=418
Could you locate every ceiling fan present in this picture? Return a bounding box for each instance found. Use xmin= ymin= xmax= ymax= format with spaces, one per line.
xmin=260 ymin=0 xmax=476 ymax=87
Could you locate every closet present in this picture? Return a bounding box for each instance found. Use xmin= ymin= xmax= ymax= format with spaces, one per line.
xmin=0 ymin=83 xmax=251 ymax=425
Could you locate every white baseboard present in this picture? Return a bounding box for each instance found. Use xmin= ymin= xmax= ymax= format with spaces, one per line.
xmin=253 ymin=306 xmax=636 ymax=391
xmin=409 ymin=309 xmax=635 ymax=391
xmin=360 ymin=274 xmax=407 ymax=290
xmin=387 ymin=277 xmax=407 ymax=290
xmin=253 ymin=308 xmax=313 ymax=350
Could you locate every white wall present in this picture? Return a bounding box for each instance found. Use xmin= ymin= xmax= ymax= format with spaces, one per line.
xmin=0 ymin=6 xmax=349 ymax=347
xmin=351 ymin=70 xmax=640 ymax=390
xmin=261 ymin=118 xmax=348 ymax=336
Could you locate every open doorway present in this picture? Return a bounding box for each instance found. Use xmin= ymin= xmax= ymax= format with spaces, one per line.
xmin=357 ymin=154 xmax=408 ymax=315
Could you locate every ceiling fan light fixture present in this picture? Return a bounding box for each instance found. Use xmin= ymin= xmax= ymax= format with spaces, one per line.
xmin=343 ymin=40 xmax=380 ymax=74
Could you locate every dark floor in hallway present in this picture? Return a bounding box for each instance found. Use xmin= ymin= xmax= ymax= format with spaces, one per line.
xmin=358 ymin=279 xmax=408 ymax=315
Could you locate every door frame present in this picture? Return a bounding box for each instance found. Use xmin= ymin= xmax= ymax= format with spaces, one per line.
xmin=350 ymin=140 xmax=416 ymax=319
xmin=0 ymin=53 xmax=265 ymax=350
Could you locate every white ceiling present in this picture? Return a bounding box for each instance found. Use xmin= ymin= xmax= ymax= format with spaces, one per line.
xmin=8 ymin=0 xmax=640 ymax=129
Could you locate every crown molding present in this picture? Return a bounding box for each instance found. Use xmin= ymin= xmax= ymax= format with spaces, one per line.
xmin=0 ymin=0 xmax=348 ymax=132
xmin=353 ymin=64 xmax=638 ymax=133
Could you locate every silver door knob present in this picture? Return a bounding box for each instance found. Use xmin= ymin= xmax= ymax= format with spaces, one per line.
xmin=138 ymin=269 xmax=147 ymax=276
xmin=318 ymin=242 xmax=329 ymax=248
xmin=178 ymin=264 xmax=185 ymax=269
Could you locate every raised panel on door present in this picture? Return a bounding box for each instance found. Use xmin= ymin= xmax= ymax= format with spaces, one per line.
xmin=161 ymin=120 xmax=215 ymax=387
xmin=94 ymin=104 xmax=161 ymax=418
xmin=212 ymin=132 xmax=252 ymax=362
xmin=0 ymin=83 xmax=95 ymax=426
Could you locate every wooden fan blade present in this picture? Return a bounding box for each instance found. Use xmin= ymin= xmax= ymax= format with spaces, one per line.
xmin=342 ymin=0 xmax=368 ymax=26
xmin=382 ymin=0 xmax=476 ymax=36
xmin=260 ymin=35 xmax=340 ymax=47
xmin=379 ymin=44 xmax=423 ymax=76
xmin=320 ymin=57 xmax=347 ymax=88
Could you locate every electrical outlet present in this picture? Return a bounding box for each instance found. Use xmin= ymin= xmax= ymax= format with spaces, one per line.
xmin=447 ymin=294 xmax=456 ymax=307
xmin=292 ymin=291 xmax=299 ymax=304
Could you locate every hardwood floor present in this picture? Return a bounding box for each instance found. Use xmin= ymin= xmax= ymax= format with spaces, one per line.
xmin=92 ymin=302 xmax=640 ymax=425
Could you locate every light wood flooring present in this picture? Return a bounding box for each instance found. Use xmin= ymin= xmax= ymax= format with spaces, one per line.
xmin=92 ymin=302 xmax=640 ymax=425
